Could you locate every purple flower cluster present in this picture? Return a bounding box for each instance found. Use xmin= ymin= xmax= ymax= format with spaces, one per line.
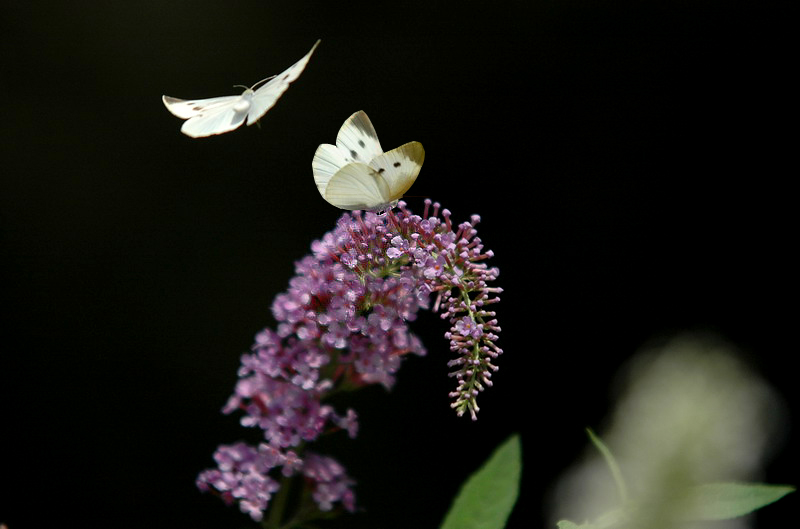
xmin=198 ymin=200 xmax=502 ymax=522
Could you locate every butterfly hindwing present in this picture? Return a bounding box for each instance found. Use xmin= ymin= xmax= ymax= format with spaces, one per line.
xmin=324 ymin=163 xmax=390 ymax=211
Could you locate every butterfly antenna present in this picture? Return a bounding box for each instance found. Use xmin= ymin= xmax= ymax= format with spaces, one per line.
xmin=251 ymin=75 xmax=277 ymax=89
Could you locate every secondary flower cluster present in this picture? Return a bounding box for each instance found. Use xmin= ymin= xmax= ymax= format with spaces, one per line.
xmin=197 ymin=200 xmax=502 ymax=522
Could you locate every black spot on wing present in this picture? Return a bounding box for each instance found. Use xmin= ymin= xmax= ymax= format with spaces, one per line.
xmin=377 ymin=168 xmax=385 ymax=173
xmin=350 ymin=150 xmax=359 ymax=159
xmin=393 ymin=162 xmax=401 ymax=167
xmin=358 ymin=140 xmax=365 ymax=148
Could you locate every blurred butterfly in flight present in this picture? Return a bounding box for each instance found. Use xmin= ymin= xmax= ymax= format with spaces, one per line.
xmin=312 ymin=111 xmax=425 ymax=212
xmin=162 ymin=40 xmax=320 ymax=138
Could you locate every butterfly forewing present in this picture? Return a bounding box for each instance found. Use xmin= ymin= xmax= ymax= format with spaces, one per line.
xmin=335 ymin=111 xmax=384 ymax=164
xmin=247 ymin=40 xmax=321 ymax=125
xmin=162 ymin=95 xmax=240 ymax=119
xmin=368 ymin=141 xmax=425 ymax=199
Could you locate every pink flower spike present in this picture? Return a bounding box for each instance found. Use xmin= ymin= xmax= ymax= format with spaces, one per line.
xmin=197 ymin=201 xmax=502 ymax=520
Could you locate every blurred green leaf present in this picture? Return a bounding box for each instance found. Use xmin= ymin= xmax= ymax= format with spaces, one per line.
xmin=682 ymin=482 xmax=795 ymax=520
xmin=439 ymin=434 xmax=521 ymax=529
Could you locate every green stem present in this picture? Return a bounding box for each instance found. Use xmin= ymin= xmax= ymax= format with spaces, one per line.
xmin=586 ymin=427 xmax=629 ymax=504
xmin=264 ymin=473 xmax=293 ymax=529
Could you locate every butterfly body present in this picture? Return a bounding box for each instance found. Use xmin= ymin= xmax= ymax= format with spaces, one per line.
xmin=232 ymin=92 xmax=253 ymax=115
xmin=163 ymin=40 xmax=319 ymax=138
xmin=312 ymin=111 xmax=424 ymax=211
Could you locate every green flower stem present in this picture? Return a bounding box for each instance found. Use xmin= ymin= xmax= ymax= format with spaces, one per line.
xmin=586 ymin=428 xmax=628 ymax=504
xmin=264 ymin=473 xmax=293 ymax=529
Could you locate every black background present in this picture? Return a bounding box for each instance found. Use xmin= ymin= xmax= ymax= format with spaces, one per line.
xmin=1 ymin=1 xmax=795 ymax=528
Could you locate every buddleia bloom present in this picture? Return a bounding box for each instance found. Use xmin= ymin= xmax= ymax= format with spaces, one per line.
xmin=198 ymin=199 xmax=502 ymax=523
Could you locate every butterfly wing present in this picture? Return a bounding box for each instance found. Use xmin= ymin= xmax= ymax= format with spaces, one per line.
xmin=368 ymin=141 xmax=425 ymax=199
xmin=335 ymin=111 xmax=384 ymax=164
xmin=312 ymin=143 xmax=350 ymax=195
xmin=312 ymin=110 xmax=383 ymax=200
xmin=161 ymin=95 xmax=239 ymax=119
xmin=247 ymin=40 xmax=321 ymax=125
xmin=181 ymin=105 xmax=250 ymax=138
xmin=322 ymin=162 xmax=392 ymax=211
xmin=162 ymin=92 xmax=253 ymax=138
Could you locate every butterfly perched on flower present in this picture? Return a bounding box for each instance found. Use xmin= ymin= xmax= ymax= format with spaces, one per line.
xmin=312 ymin=111 xmax=424 ymax=212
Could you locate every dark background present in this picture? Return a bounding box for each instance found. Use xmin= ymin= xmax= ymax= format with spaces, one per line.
xmin=1 ymin=1 xmax=794 ymax=528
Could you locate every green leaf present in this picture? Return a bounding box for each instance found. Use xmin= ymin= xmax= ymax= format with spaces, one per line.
xmin=682 ymin=482 xmax=795 ymax=520
xmin=439 ymin=434 xmax=522 ymax=529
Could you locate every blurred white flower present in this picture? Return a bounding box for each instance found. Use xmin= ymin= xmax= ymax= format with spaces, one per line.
xmin=548 ymin=333 xmax=787 ymax=529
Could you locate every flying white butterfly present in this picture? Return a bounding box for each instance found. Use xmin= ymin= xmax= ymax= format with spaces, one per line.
xmin=312 ymin=111 xmax=425 ymax=212
xmin=162 ymin=40 xmax=320 ymax=138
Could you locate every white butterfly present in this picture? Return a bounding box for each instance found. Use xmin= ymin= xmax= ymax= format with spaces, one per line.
xmin=312 ymin=111 xmax=425 ymax=212
xmin=162 ymin=40 xmax=320 ymax=138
